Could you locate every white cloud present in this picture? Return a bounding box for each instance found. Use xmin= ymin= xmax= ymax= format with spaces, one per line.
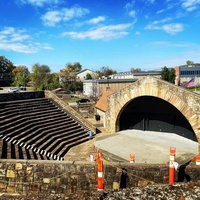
xmin=18 ymin=0 xmax=61 ymax=7
xmin=162 ymin=23 xmax=184 ymax=34
xmin=0 ymin=27 xmax=53 ymax=53
xmin=182 ymin=0 xmax=200 ymax=11
xmin=145 ymin=18 xmax=184 ymax=34
xmin=41 ymin=6 xmax=90 ymax=26
xmin=41 ymin=11 xmax=62 ymax=26
xmin=129 ymin=10 xmax=136 ymax=18
xmin=61 ymin=23 xmax=133 ymax=41
xmin=124 ymin=1 xmax=135 ymax=10
xmin=87 ymin=16 xmax=106 ymax=25
xmin=124 ymin=1 xmax=137 ymax=18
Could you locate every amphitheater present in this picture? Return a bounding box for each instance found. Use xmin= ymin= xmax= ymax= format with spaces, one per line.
xmin=0 ymin=90 xmax=99 ymax=162
xmin=1 ymin=79 xmax=200 ymax=199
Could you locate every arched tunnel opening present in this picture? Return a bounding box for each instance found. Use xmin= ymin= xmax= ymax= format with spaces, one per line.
xmin=119 ymin=96 xmax=197 ymax=142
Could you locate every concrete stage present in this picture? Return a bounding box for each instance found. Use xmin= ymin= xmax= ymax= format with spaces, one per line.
xmin=94 ymin=130 xmax=198 ymax=165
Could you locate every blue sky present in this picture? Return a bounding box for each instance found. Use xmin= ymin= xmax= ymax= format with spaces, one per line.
xmin=0 ymin=0 xmax=200 ymax=73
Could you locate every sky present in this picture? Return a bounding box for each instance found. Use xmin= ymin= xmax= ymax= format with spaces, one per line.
xmin=0 ymin=0 xmax=200 ymax=73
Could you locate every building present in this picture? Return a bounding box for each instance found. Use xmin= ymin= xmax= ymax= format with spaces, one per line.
xmin=174 ymin=66 xmax=200 ymax=86
xmin=83 ymin=78 xmax=138 ymax=97
xmin=83 ymin=70 xmax=162 ymax=98
xmin=76 ymin=69 xmax=97 ymax=82
xmin=95 ymin=89 xmax=116 ymax=127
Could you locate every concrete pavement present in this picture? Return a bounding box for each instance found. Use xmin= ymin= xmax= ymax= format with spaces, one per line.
xmin=94 ymin=130 xmax=198 ymax=164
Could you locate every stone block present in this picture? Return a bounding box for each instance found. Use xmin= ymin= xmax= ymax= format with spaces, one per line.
xmin=0 ymin=182 xmax=7 ymax=189
xmin=0 ymin=169 xmax=6 ymax=177
xmin=26 ymin=176 xmax=33 ymax=182
xmin=26 ymin=166 xmax=33 ymax=175
xmin=30 ymin=183 xmax=40 ymax=192
xmin=6 ymin=170 xmax=16 ymax=178
xmin=138 ymin=180 xmax=151 ymax=187
xmin=113 ymin=182 xmax=119 ymax=190
xmin=43 ymin=178 xmax=50 ymax=183
xmin=6 ymin=186 xmax=16 ymax=193
xmin=15 ymin=163 xmax=23 ymax=170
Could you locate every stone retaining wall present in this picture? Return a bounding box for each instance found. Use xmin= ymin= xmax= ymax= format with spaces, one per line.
xmin=44 ymin=90 xmax=96 ymax=134
xmin=0 ymin=160 xmax=200 ymax=198
xmin=0 ymin=91 xmax=44 ymax=102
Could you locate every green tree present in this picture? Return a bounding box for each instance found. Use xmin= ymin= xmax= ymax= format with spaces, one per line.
xmin=161 ymin=66 xmax=175 ymax=83
xmin=85 ymin=73 xmax=92 ymax=80
xmin=0 ymin=56 xmax=15 ymax=85
xmin=186 ymin=60 xmax=194 ymax=67
xmin=161 ymin=66 xmax=169 ymax=81
xmin=0 ymin=56 xmax=15 ymax=73
xmin=12 ymin=66 xmax=29 ymax=87
xmin=46 ymin=73 xmax=60 ymax=90
xmin=168 ymin=68 xmax=176 ymax=84
xmin=31 ymin=63 xmax=51 ymax=90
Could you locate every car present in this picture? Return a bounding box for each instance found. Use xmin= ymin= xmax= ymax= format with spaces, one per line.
xmin=76 ymin=98 xmax=90 ymax=104
xmin=8 ymin=88 xmax=20 ymax=93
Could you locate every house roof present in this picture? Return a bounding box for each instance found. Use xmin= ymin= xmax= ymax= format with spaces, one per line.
xmin=76 ymin=69 xmax=95 ymax=75
xmin=52 ymin=88 xmax=71 ymax=94
xmin=95 ymin=89 xmax=116 ymax=112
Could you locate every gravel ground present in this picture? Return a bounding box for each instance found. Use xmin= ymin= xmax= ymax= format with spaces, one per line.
xmin=1 ymin=182 xmax=200 ymax=199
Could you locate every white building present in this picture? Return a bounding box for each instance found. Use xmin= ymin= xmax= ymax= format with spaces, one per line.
xmin=76 ymin=69 xmax=97 ymax=81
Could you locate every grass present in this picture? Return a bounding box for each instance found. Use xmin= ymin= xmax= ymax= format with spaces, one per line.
xmin=63 ymin=96 xmax=80 ymax=103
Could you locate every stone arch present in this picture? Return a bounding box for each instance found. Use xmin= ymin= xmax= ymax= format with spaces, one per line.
xmin=105 ymin=76 xmax=200 ymax=146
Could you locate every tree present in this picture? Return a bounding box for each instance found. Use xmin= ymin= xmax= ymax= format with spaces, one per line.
xmin=96 ymin=66 xmax=117 ymax=78
xmin=0 ymin=56 xmax=15 ymax=85
xmin=66 ymin=62 xmax=82 ymax=72
xmin=130 ymin=68 xmax=141 ymax=72
xmin=85 ymin=73 xmax=92 ymax=80
xmin=12 ymin=66 xmax=29 ymax=87
xmin=168 ymin=68 xmax=176 ymax=84
xmin=186 ymin=60 xmax=195 ymax=67
xmin=161 ymin=66 xmax=175 ymax=83
xmin=59 ymin=62 xmax=82 ymax=91
xmin=46 ymin=73 xmax=60 ymax=90
xmin=31 ymin=63 xmax=51 ymax=90
xmin=161 ymin=66 xmax=169 ymax=81
xmin=0 ymin=56 xmax=15 ymax=73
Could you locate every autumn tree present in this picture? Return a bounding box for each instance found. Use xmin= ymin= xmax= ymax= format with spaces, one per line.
xmin=96 ymin=66 xmax=117 ymax=78
xmin=12 ymin=66 xmax=29 ymax=87
xmin=59 ymin=62 xmax=82 ymax=91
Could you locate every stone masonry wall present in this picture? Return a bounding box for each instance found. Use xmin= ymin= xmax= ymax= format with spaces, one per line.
xmin=105 ymin=76 xmax=200 ymax=146
xmin=44 ymin=90 xmax=96 ymax=134
xmin=0 ymin=160 xmax=200 ymax=198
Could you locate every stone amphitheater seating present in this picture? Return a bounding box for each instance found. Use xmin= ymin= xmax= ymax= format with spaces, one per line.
xmin=0 ymin=98 xmax=93 ymax=161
